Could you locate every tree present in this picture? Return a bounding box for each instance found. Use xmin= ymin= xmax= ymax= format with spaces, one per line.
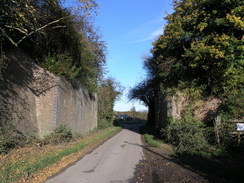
xmin=0 ymin=0 xmax=106 ymax=92
xmin=97 ymin=78 xmax=123 ymax=128
xmin=131 ymin=0 xmax=243 ymax=129
xmin=0 ymin=0 xmax=98 ymax=47
xmin=129 ymin=79 xmax=157 ymax=127
xmin=152 ymin=0 xmax=243 ymax=97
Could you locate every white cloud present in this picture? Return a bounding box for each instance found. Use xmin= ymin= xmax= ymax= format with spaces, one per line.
xmin=144 ymin=17 xmax=164 ymax=25
xmin=129 ymin=27 xmax=164 ymax=44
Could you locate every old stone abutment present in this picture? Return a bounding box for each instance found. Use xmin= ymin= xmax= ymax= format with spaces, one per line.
xmin=0 ymin=49 xmax=97 ymax=137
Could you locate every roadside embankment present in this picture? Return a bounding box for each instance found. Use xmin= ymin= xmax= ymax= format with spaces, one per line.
xmin=0 ymin=127 xmax=121 ymax=183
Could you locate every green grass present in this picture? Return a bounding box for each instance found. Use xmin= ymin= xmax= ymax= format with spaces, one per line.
xmin=144 ymin=134 xmax=161 ymax=147
xmin=0 ymin=127 xmax=121 ymax=183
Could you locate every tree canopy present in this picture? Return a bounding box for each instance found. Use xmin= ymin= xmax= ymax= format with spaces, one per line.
xmin=130 ymin=0 xmax=243 ymax=120
xmin=152 ymin=0 xmax=243 ymax=97
xmin=0 ymin=0 xmax=106 ymax=92
xmin=97 ymin=78 xmax=123 ymax=128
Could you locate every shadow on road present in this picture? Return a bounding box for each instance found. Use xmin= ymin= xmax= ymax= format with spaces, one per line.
xmin=114 ymin=119 xmax=147 ymax=133
xmin=126 ymin=138 xmax=244 ymax=183
xmin=114 ymin=121 xmax=244 ymax=183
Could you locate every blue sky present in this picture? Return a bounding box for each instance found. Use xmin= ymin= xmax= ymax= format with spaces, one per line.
xmin=94 ymin=0 xmax=174 ymax=111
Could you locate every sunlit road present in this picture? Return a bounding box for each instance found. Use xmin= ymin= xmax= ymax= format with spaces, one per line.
xmin=46 ymin=124 xmax=144 ymax=183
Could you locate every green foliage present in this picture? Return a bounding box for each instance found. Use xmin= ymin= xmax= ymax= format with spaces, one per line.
xmin=151 ymin=0 xmax=243 ymax=97
xmin=144 ymin=134 xmax=161 ymax=147
xmin=1 ymin=0 xmax=106 ymax=93
xmin=0 ymin=121 xmax=25 ymax=154
xmin=220 ymin=88 xmax=244 ymax=119
xmin=43 ymin=125 xmax=73 ymax=144
xmin=97 ymin=119 xmax=112 ymax=129
xmin=43 ymin=53 xmax=80 ymax=79
xmin=162 ymin=121 xmax=210 ymax=152
xmin=131 ymin=0 xmax=243 ymax=134
xmin=97 ymin=78 xmax=122 ymax=128
xmin=219 ymin=120 xmax=236 ymax=148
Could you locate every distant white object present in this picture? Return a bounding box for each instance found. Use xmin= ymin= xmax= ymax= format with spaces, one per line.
xmin=236 ymin=123 xmax=244 ymax=131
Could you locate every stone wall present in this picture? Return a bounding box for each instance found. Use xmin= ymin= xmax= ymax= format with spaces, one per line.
xmin=0 ymin=49 xmax=97 ymax=137
xmin=155 ymin=92 xmax=221 ymax=128
xmin=54 ymin=79 xmax=97 ymax=135
xmin=154 ymin=92 xmax=168 ymax=129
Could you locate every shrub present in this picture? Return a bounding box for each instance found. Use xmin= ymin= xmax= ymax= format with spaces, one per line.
xmin=43 ymin=125 xmax=73 ymax=145
xmin=0 ymin=121 xmax=25 ymax=154
xmin=162 ymin=120 xmax=210 ymax=152
xmin=98 ymin=119 xmax=111 ymax=129
xmin=203 ymin=126 xmax=216 ymax=145
xmin=219 ymin=118 xmax=238 ymax=149
xmin=0 ymin=134 xmax=15 ymax=154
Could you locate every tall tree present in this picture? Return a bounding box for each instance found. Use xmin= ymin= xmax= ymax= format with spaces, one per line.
xmin=152 ymin=0 xmax=243 ymax=97
xmin=97 ymin=78 xmax=122 ymax=128
xmin=129 ymin=79 xmax=157 ymax=127
xmin=0 ymin=0 xmax=106 ymax=92
xmin=131 ymin=0 xmax=243 ymax=124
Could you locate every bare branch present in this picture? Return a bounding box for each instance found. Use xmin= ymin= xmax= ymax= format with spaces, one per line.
xmin=4 ymin=25 xmax=28 ymax=35
xmin=32 ymin=16 xmax=69 ymax=33
xmin=2 ymin=16 xmax=69 ymax=47
xmin=0 ymin=28 xmax=18 ymax=47
xmin=52 ymin=26 xmax=66 ymax=29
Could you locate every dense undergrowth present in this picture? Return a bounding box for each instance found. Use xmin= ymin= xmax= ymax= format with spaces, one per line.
xmin=161 ymin=121 xmax=225 ymax=157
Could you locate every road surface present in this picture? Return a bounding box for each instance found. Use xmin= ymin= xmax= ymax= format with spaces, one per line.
xmin=46 ymin=124 xmax=144 ymax=183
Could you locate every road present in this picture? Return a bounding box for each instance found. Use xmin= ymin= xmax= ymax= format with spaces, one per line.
xmin=46 ymin=124 xmax=145 ymax=183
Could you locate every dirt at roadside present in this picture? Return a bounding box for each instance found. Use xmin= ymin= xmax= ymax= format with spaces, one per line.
xmin=131 ymin=136 xmax=244 ymax=183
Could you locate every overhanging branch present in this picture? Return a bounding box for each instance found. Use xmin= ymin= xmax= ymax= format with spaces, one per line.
xmin=2 ymin=16 xmax=69 ymax=47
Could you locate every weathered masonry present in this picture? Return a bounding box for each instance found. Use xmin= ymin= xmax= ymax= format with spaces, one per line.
xmin=0 ymin=49 xmax=97 ymax=137
xmin=154 ymin=92 xmax=221 ymax=129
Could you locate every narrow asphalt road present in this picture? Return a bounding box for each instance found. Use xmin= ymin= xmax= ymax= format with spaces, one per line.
xmin=46 ymin=124 xmax=145 ymax=183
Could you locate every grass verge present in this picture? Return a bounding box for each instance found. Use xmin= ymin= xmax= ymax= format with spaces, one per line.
xmin=144 ymin=134 xmax=161 ymax=147
xmin=144 ymin=131 xmax=224 ymax=159
xmin=0 ymin=127 xmax=121 ymax=183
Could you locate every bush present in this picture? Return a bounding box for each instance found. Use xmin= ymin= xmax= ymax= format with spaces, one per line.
xmin=98 ymin=119 xmax=111 ymax=129
xmin=43 ymin=125 xmax=73 ymax=145
xmin=0 ymin=135 xmax=15 ymax=154
xmin=219 ymin=118 xmax=238 ymax=149
xmin=203 ymin=126 xmax=216 ymax=145
xmin=0 ymin=121 xmax=25 ymax=154
xmin=162 ymin=121 xmax=210 ymax=152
